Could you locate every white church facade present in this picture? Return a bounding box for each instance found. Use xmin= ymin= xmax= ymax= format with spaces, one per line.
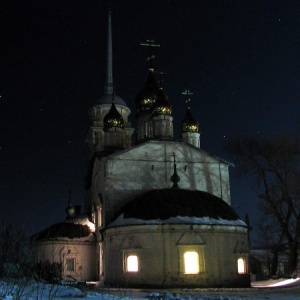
xmin=32 ymin=10 xmax=250 ymax=288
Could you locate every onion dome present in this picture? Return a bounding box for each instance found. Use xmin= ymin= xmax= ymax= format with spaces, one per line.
xmin=152 ymin=87 xmax=172 ymax=116
xmin=135 ymin=71 xmax=159 ymax=114
xmin=108 ymin=189 xmax=246 ymax=227
xmin=104 ymin=100 xmax=124 ymax=130
xmin=181 ymin=108 xmax=200 ymax=133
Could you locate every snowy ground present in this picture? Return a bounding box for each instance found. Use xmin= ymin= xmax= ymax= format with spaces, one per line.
xmin=1 ymin=278 xmax=300 ymax=300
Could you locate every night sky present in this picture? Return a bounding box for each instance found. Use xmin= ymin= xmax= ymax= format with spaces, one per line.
xmin=1 ymin=0 xmax=300 ymax=239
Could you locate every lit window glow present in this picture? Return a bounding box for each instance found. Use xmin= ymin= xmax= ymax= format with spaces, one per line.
xmin=238 ymin=258 xmax=246 ymax=274
xmin=127 ymin=255 xmax=138 ymax=272
xmin=184 ymin=251 xmax=199 ymax=274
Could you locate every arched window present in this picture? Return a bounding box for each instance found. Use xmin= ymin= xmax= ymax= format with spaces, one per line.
xmin=237 ymin=258 xmax=246 ymax=274
xmin=127 ymin=255 xmax=138 ymax=272
xmin=184 ymin=251 xmax=199 ymax=274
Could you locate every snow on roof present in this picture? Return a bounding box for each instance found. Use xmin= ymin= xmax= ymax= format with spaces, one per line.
xmin=65 ymin=215 xmax=96 ymax=232
xmin=31 ymin=215 xmax=96 ymax=242
xmin=108 ymin=213 xmax=246 ymax=228
xmin=108 ymin=189 xmax=246 ymax=228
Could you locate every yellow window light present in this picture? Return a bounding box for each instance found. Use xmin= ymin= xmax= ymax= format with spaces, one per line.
xmin=184 ymin=251 xmax=199 ymax=274
xmin=237 ymin=258 xmax=246 ymax=274
xmin=127 ymin=255 xmax=138 ymax=272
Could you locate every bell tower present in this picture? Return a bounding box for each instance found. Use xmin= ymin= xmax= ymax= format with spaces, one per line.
xmin=85 ymin=9 xmax=134 ymax=160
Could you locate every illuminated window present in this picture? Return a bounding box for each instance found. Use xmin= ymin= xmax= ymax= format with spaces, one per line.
xmin=126 ymin=255 xmax=138 ymax=272
xmin=237 ymin=258 xmax=246 ymax=274
xmin=178 ymin=244 xmax=205 ymax=274
xmin=184 ymin=251 xmax=199 ymax=274
xmin=66 ymin=258 xmax=75 ymax=272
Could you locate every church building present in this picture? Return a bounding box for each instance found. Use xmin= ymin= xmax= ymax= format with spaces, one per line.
xmin=32 ymin=10 xmax=250 ymax=288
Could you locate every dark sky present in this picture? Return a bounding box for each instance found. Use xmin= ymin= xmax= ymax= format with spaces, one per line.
xmin=1 ymin=0 xmax=300 ymax=238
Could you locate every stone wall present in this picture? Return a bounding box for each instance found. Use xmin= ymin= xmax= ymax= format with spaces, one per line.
xmin=34 ymin=239 xmax=97 ymax=282
xmin=92 ymin=141 xmax=232 ymax=225
xmin=104 ymin=224 xmax=250 ymax=288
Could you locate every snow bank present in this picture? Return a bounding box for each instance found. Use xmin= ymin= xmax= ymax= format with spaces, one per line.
xmin=1 ymin=279 xmax=300 ymax=300
xmin=267 ymin=278 xmax=300 ymax=287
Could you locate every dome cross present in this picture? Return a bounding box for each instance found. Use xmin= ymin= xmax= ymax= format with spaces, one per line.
xmin=182 ymin=89 xmax=194 ymax=109
xmin=140 ymin=39 xmax=160 ymax=71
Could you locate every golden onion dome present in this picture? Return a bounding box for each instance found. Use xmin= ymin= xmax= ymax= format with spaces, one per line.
xmin=181 ymin=108 xmax=200 ymax=133
xmin=135 ymin=71 xmax=159 ymax=114
xmin=104 ymin=101 xmax=124 ymax=130
xmin=152 ymin=87 xmax=172 ymax=116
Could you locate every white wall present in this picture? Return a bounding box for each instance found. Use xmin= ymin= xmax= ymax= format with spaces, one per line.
xmin=104 ymin=224 xmax=250 ymax=287
xmin=34 ymin=239 xmax=97 ymax=281
xmin=91 ymin=141 xmax=232 ymax=225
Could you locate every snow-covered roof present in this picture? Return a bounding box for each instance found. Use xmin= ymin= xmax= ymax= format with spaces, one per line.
xmin=31 ymin=215 xmax=96 ymax=242
xmin=108 ymin=189 xmax=246 ymax=228
xmin=109 ymin=214 xmax=246 ymax=227
xmin=65 ymin=215 xmax=96 ymax=232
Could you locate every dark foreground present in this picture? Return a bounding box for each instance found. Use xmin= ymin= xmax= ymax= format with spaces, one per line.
xmin=92 ymin=279 xmax=300 ymax=300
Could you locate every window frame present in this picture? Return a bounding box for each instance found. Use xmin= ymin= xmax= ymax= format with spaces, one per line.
xmin=178 ymin=245 xmax=205 ymax=274
xmin=123 ymin=250 xmax=141 ymax=273
xmin=237 ymin=257 xmax=247 ymax=274
xmin=65 ymin=257 xmax=75 ymax=272
xmin=183 ymin=251 xmax=200 ymax=274
xmin=126 ymin=255 xmax=139 ymax=272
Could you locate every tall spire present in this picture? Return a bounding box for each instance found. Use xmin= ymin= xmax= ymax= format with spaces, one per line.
xmin=105 ymin=8 xmax=113 ymax=95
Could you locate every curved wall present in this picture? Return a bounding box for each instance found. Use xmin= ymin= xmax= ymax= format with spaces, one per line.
xmin=104 ymin=223 xmax=250 ymax=288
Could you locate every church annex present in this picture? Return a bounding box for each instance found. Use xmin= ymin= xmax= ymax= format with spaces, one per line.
xmin=32 ymin=9 xmax=250 ymax=288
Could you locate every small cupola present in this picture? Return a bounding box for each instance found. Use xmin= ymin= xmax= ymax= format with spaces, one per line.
xmin=104 ymin=98 xmax=124 ymax=131
xmin=181 ymin=90 xmax=201 ymax=148
xmin=181 ymin=108 xmax=199 ymax=134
